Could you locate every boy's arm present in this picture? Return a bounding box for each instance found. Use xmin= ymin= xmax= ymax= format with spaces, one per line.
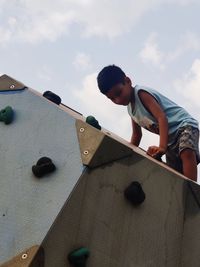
xmin=138 ymin=90 xmax=168 ymax=157
xmin=130 ymin=119 xmax=142 ymax=146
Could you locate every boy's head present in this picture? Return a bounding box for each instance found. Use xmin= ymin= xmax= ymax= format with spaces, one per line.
xmin=97 ymin=65 xmax=126 ymax=94
xmin=97 ymin=65 xmax=133 ymax=106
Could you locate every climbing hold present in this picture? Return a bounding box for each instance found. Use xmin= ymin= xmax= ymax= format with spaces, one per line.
xmin=124 ymin=181 xmax=145 ymax=206
xmin=153 ymin=153 xmax=163 ymax=162
xmin=86 ymin=115 xmax=101 ymax=130
xmin=0 ymin=106 xmax=14 ymax=124
xmin=43 ymin=91 xmax=61 ymax=105
xmin=32 ymin=157 xmax=56 ymax=178
xmin=36 ymin=157 xmax=53 ymax=166
xmin=68 ymin=247 xmax=90 ymax=267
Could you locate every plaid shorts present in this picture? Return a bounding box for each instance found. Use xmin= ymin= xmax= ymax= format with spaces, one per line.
xmin=166 ymin=126 xmax=200 ymax=173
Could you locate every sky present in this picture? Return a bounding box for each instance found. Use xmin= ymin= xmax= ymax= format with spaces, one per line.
xmin=0 ymin=0 xmax=200 ymax=180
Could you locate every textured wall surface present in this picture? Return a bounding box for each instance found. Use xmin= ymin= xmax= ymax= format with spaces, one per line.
xmin=42 ymin=153 xmax=186 ymax=267
xmin=0 ymin=89 xmax=83 ymax=264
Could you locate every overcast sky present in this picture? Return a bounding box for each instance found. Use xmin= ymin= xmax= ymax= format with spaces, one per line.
xmin=0 ymin=0 xmax=200 ymax=180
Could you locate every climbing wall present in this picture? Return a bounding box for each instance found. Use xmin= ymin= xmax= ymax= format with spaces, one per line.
xmin=0 ymin=74 xmax=200 ymax=267
xmin=0 ymin=75 xmax=84 ymax=266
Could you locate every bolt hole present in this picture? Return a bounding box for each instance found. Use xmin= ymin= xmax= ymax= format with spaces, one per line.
xmin=22 ymin=253 xmax=28 ymax=260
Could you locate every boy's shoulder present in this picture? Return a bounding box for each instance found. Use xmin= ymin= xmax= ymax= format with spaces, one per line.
xmin=134 ymin=85 xmax=160 ymax=98
xmin=135 ymin=84 xmax=158 ymax=91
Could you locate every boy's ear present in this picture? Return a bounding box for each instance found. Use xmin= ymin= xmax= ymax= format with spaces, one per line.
xmin=125 ymin=76 xmax=132 ymax=85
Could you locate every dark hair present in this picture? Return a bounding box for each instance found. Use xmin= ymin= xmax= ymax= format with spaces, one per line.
xmin=97 ymin=65 xmax=126 ymax=94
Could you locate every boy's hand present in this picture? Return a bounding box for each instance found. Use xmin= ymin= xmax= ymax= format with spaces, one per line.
xmin=147 ymin=146 xmax=166 ymax=160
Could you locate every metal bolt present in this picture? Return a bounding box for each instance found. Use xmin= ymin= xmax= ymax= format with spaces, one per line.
xmin=80 ymin=128 xmax=85 ymax=133
xmin=22 ymin=253 xmax=28 ymax=260
xmin=83 ymin=150 xmax=89 ymax=155
xmin=10 ymin=84 xmax=15 ymax=89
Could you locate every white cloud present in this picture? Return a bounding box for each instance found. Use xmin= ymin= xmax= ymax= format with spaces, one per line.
xmin=76 ymin=0 xmax=158 ymax=38
xmin=0 ymin=0 xmax=199 ymax=44
xmin=73 ymin=53 xmax=92 ymax=71
xmin=173 ymin=58 xmax=200 ymax=108
xmin=167 ymin=32 xmax=200 ymax=61
xmin=169 ymin=0 xmax=199 ymax=5
xmin=0 ymin=1 xmax=75 ymax=44
xmin=139 ymin=32 xmax=165 ymax=70
xmin=0 ymin=30 xmax=11 ymax=45
xmin=17 ymin=12 xmax=74 ymax=43
xmin=37 ymin=65 xmax=53 ymax=82
xmin=139 ymin=32 xmax=200 ymax=69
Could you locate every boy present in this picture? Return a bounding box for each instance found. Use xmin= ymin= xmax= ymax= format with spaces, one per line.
xmin=97 ymin=65 xmax=200 ymax=182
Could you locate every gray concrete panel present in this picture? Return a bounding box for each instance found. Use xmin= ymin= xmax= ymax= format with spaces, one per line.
xmin=42 ymin=154 xmax=186 ymax=267
xmin=181 ymin=182 xmax=200 ymax=267
xmin=0 ymin=89 xmax=83 ymax=264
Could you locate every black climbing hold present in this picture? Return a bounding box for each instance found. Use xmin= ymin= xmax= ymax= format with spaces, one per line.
xmin=0 ymin=106 xmax=14 ymax=124
xmin=32 ymin=157 xmax=56 ymax=178
xmin=68 ymin=247 xmax=90 ymax=267
xmin=43 ymin=91 xmax=61 ymax=105
xmin=124 ymin=181 xmax=145 ymax=206
xmin=36 ymin=157 xmax=53 ymax=166
xmin=153 ymin=152 xmax=163 ymax=162
xmin=86 ymin=115 xmax=101 ymax=130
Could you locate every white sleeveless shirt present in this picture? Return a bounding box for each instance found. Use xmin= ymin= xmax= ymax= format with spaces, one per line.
xmin=127 ymin=85 xmax=199 ymax=145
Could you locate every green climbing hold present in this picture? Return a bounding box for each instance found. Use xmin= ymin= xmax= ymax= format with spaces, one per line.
xmin=86 ymin=115 xmax=101 ymax=130
xmin=0 ymin=106 xmax=14 ymax=124
xmin=68 ymin=247 xmax=90 ymax=267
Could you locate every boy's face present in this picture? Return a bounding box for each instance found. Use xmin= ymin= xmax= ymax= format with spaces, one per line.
xmin=105 ymin=77 xmax=132 ymax=106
